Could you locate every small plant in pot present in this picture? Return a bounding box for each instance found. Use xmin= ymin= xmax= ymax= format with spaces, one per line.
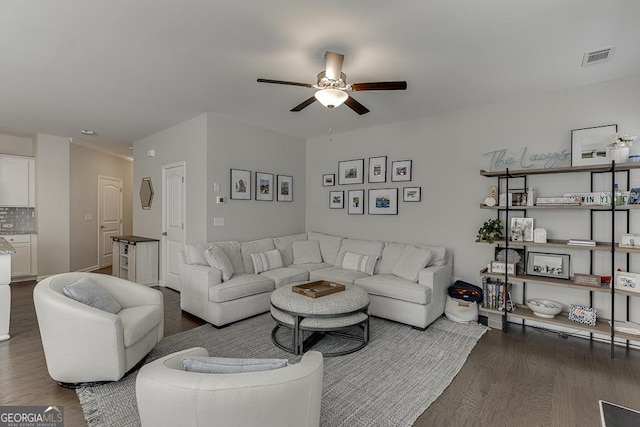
xmin=476 ymin=218 xmax=503 ymax=243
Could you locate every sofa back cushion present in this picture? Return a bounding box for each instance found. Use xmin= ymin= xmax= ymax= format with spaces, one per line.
xmin=204 ymin=245 xmax=234 ymax=281
xmin=273 ymin=233 xmax=308 ymax=266
xmin=209 ymin=241 xmax=244 ymax=274
xmin=292 ymin=240 xmax=323 ymax=265
xmin=378 ymin=242 xmax=449 ymax=274
xmin=335 ymin=239 xmax=384 ymax=272
xmin=183 ymin=243 xmax=210 ymax=266
xmin=307 ymin=231 xmax=344 ymax=265
xmin=241 ymin=238 xmax=276 ymax=274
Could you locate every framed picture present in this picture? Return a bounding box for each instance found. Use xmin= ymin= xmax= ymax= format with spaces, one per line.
xmin=338 ymin=159 xmax=364 ymax=185
xmin=329 ymin=191 xmax=344 ymax=209
xmin=322 ymin=174 xmax=335 ymax=187
xmin=348 ymin=190 xmax=365 ymax=215
xmin=571 ymin=124 xmax=617 ymax=166
xmin=230 ymin=169 xmax=251 ymax=200
xmin=403 ymin=187 xmax=421 ymax=202
xmin=368 ymin=156 xmax=387 ymax=183
xmin=368 ymin=188 xmax=398 ymax=215
xmin=615 ymin=271 xmax=640 ymax=293
xmin=255 ymin=172 xmax=274 ymax=201
xmin=391 ymin=160 xmax=412 ymax=182
xmin=510 ymin=217 xmax=534 ymax=242
xmin=490 ymin=261 xmax=516 ymax=275
xmin=619 ymin=233 xmax=640 ymax=248
xmin=629 ymin=188 xmax=640 ymax=204
xmin=526 ymin=252 xmax=571 ymax=279
xmin=277 ymin=175 xmax=292 ymax=202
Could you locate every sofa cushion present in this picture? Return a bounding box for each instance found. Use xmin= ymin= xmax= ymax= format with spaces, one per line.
xmin=183 ymin=243 xmax=210 ymax=266
xmin=63 ymin=277 xmax=122 ymax=314
xmin=273 ymin=233 xmax=308 ymax=266
xmin=378 ymin=242 xmax=448 ymax=274
xmin=182 ymin=356 xmax=287 ymax=374
xmin=251 ymin=249 xmax=283 ymax=274
xmin=307 ymin=231 xmax=343 ymax=265
xmin=309 ymin=266 xmax=369 ymax=286
xmin=209 ymin=274 xmax=275 ymax=303
xmin=241 ymin=238 xmax=276 ymax=274
xmin=118 ymin=305 xmax=163 ymax=347
xmin=292 ymin=240 xmax=323 ymax=265
xmin=391 ymin=246 xmax=433 ymax=282
xmin=335 ymin=239 xmax=384 ymax=273
xmin=204 ymin=245 xmax=234 ymax=281
xmin=290 ymin=262 xmax=333 ymax=273
xmin=210 ymin=241 xmax=244 ymax=274
xmin=259 ymin=267 xmax=309 ymax=288
xmin=355 ymin=274 xmax=432 ymax=305
xmin=339 ymin=251 xmax=377 ymax=275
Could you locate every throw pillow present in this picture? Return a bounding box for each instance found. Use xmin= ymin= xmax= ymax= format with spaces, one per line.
xmin=63 ymin=277 xmax=122 ymax=314
xmin=340 ymin=251 xmax=377 ymax=275
xmin=182 ymin=356 xmax=288 ymax=374
xmin=292 ymin=240 xmax=322 ymax=265
xmin=391 ymin=246 xmax=433 ymax=282
xmin=250 ymin=249 xmax=283 ymax=274
xmin=204 ymin=245 xmax=234 ymax=281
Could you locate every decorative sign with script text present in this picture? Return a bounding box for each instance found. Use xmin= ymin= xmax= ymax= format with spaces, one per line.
xmin=484 ymin=147 xmax=570 ymax=171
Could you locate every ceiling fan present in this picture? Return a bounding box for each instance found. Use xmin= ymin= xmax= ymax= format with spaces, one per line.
xmin=257 ymin=51 xmax=407 ymax=115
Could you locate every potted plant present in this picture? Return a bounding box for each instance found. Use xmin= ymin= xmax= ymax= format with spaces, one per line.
xmin=476 ymin=218 xmax=503 ymax=243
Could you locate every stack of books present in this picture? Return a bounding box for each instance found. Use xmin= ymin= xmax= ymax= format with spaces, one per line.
xmin=567 ymin=239 xmax=596 ymax=247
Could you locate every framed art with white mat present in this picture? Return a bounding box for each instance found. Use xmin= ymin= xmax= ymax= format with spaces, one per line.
xmin=230 ymin=169 xmax=251 ymax=200
xmin=368 ymin=188 xmax=398 ymax=215
xmin=348 ymin=190 xmax=364 ymax=214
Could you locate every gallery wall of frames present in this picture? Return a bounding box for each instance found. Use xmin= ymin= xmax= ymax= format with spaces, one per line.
xmin=230 ymin=168 xmax=292 ymax=202
xmin=322 ymin=156 xmax=421 ymax=215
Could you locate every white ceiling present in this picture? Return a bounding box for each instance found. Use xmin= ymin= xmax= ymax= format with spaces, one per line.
xmin=1 ymin=0 xmax=639 ymax=158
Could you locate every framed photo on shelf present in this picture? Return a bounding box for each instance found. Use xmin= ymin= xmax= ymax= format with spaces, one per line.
xmin=368 ymin=156 xmax=387 ymax=183
xmin=368 ymin=188 xmax=398 ymax=215
xmin=322 ymin=173 xmax=335 ymax=187
xmin=403 ymin=187 xmax=421 ymax=202
xmin=571 ymin=124 xmax=617 ymax=167
xmin=615 ymin=271 xmax=640 ymax=293
xmin=329 ymin=191 xmax=344 ymax=209
xmin=619 ymin=233 xmax=640 ymax=248
xmin=347 ymin=190 xmax=364 ymax=215
xmin=490 ymin=261 xmax=516 ymax=275
xmin=391 ymin=160 xmax=412 ymax=182
xmin=255 ymin=172 xmax=274 ymax=201
xmin=510 ymin=217 xmax=534 ymax=242
xmin=526 ymin=252 xmax=571 ymax=280
xmin=338 ymin=159 xmax=364 ymax=185
xmin=277 ymin=175 xmax=292 ymax=202
xmin=230 ymin=169 xmax=251 ymax=200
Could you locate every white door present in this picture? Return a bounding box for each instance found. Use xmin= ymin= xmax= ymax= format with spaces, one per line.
xmin=98 ymin=176 xmax=123 ymax=268
xmin=162 ymin=162 xmax=186 ymax=290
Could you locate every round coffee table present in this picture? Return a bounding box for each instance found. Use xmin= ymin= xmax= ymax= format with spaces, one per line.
xmin=270 ymin=283 xmax=370 ymax=357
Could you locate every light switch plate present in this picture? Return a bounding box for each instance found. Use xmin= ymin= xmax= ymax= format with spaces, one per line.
xmin=213 ymin=217 xmax=225 ymax=227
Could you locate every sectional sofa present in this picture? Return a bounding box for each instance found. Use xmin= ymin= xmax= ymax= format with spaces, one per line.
xmin=179 ymin=231 xmax=452 ymax=329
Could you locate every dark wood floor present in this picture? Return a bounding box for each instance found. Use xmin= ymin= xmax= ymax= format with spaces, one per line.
xmin=2 ymin=272 xmax=640 ymax=426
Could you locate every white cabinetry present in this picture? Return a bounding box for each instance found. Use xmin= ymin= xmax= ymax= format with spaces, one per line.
xmin=3 ymin=234 xmax=37 ymax=279
xmin=0 ymin=155 xmax=35 ymax=207
xmin=112 ymin=236 xmax=159 ymax=285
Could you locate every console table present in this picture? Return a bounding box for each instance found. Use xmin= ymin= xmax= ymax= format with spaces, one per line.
xmin=112 ymin=235 xmax=159 ymax=286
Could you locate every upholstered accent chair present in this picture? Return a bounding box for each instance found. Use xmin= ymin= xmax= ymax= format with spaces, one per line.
xmin=136 ymin=347 xmax=323 ymax=427
xmin=33 ymin=272 xmax=163 ymax=386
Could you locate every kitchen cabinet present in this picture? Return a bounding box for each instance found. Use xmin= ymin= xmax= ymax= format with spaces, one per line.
xmin=112 ymin=236 xmax=159 ymax=285
xmin=0 ymin=155 xmax=35 ymax=207
xmin=3 ymin=234 xmax=37 ymax=279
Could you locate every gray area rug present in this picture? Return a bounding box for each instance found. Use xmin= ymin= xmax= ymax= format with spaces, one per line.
xmin=77 ymin=314 xmax=487 ymax=427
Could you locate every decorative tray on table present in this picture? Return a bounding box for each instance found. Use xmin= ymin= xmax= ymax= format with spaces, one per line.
xmin=292 ymin=280 xmax=345 ymax=298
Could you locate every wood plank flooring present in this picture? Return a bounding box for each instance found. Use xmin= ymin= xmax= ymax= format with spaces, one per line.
xmin=2 ymin=273 xmax=640 ymax=426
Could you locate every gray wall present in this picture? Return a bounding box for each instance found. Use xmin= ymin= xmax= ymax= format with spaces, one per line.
xmin=0 ymin=134 xmax=34 ymax=157
xmin=306 ymin=74 xmax=640 ymax=322
xmin=69 ymin=143 xmax=133 ymax=271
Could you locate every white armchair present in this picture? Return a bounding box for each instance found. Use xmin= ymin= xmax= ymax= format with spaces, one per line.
xmin=33 ymin=272 xmax=164 ymax=386
xmin=136 ymin=347 xmax=324 ymax=427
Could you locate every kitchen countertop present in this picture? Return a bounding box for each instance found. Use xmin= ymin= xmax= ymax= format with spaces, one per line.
xmin=112 ymin=235 xmax=159 ymax=244
xmin=0 ymin=237 xmax=16 ymax=254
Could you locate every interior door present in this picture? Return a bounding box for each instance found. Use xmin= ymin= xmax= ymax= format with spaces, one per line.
xmin=98 ymin=176 xmax=123 ymax=268
xmin=162 ymin=162 xmax=186 ymax=290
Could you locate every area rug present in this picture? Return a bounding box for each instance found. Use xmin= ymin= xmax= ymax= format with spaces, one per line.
xmin=77 ymin=314 xmax=487 ymax=427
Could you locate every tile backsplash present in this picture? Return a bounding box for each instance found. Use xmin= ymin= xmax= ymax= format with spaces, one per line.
xmin=0 ymin=207 xmax=35 ymax=233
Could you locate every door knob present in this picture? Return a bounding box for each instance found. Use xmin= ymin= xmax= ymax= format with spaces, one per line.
xmin=161 ymin=232 xmax=167 ymax=236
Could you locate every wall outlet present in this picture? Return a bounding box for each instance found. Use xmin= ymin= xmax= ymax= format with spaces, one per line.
xmin=213 ymin=217 xmax=225 ymax=227
xmin=213 ymin=182 xmax=220 ymax=192
xmin=85 ymin=214 xmax=93 ymax=221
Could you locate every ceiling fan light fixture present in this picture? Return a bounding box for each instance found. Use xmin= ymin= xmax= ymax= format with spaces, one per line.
xmin=314 ymin=88 xmax=348 ymax=109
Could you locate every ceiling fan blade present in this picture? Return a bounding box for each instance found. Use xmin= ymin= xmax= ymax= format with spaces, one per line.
xmin=324 ymin=51 xmax=344 ymax=81
xmin=344 ymin=96 xmax=370 ymax=115
xmin=350 ymin=81 xmax=407 ymax=91
xmin=257 ymin=78 xmax=313 ymax=88
xmin=290 ymin=96 xmax=317 ymax=112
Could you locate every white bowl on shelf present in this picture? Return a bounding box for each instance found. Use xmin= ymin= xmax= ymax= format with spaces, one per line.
xmin=526 ymin=299 xmax=563 ymax=318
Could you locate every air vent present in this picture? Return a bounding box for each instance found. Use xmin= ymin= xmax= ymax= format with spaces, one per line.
xmin=582 ymin=47 xmax=615 ymax=67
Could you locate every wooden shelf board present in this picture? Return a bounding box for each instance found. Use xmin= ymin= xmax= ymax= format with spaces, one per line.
xmin=480 ymin=162 xmax=640 ymax=177
xmin=483 ymin=238 xmax=640 ymax=253
xmin=478 ymin=307 xmax=505 ymax=316
xmin=480 ymin=268 xmax=612 ymax=293
xmin=480 ymin=204 xmax=640 ymax=211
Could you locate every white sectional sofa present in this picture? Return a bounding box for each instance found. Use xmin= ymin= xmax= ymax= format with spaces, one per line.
xmin=179 ymin=231 xmax=452 ymax=329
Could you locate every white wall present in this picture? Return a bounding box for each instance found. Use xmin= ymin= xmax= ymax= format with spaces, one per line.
xmin=306 ymin=74 xmax=640 ymax=323
xmin=0 ymin=134 xmax=33 ymax=157
xmin=35 ymin=134 xmax=70 ymax=276
xmin=206 ymin=115 xmax=306 ymax=242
